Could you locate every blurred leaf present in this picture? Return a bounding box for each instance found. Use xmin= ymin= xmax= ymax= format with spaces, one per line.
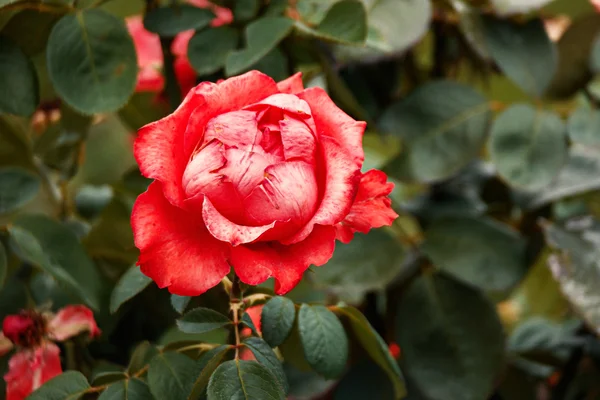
xmin=75 ymin=185 xmax=113 ymax=220
xmin=127 ymin=341 xmax=159 ymax=375
xmin=177 ymin=307 xmax=231 ymax=334
xmin=452 ymin=1 xmax=489 ymax=60
xmin=568 ymin=105 xmax=600 ymax=146
xmin=144 ymin=5 xmax=214 ymax=37
xmin=47 ymin=10 xmax=137 ymax=114
xmin=334 ymin=360 xmax=395 ymax=400
xmin=261 ymin=296 xmax=295 ymax=347
xmin=251 ymin=46 xmax=288 ymax=82
xmin=188 ymin=27 xmax=238 ymax=76
xmin=0 ymin=167 xmax=40 ymax=214
xmin=234 ymin=0 xmax=259 ymax=21
xmin=148 ymin=352 xmax=201 ymax=400
xmin=295 ymin=0 xmax=367 ymax=45
xmin=225 ymin=17 xmax=294 ymax=76
xmin=207 ymin=360 xmax=286 ymax=400
xmin=489 ymin=104 xmax=566 ymax=191
xmin=264 ymin=0 xmax=288 ymax=16
xmin=244 ymin=337 xmax=289 ymax=393
xmin=117 ymin=92 xmax=168 ymax=131
xmin=91 ymin=372 xmax=127 ymax=387
xmin=188 ymin=345 xmax=232 ymax=399
xmin=380 ymin=80 xmax=490 ymax=183
xmin=0 ymin=115 xmax=33 ymax=169
xmin=314 ymin=230 xmax=405 ymax=302
xmin=110 ymin=267 xmax=153 ymax=313
xmin=482 ymin=17 xmax=556 ymax=97
xmin=28 ymin=371 xmax=90 ymax=400
xmin=0 ymin=242 xmax=5 ymax=287
xmin=490 ymin=0 xmax=554 ymax=15
xmin=543 ymin=217 xmax=600 ymax=335
xmin=395 ymin=273 xmax=505 ymax=400
xmin=285 ymin=364 xmax=335 ymax=399
xmin=98 ymin=378 xmax=152 ymax=400
xmin=0 ymin=276 xmax=27 ymax=321
xmin=0 ymin=36 xmax=38 ymax=116
xmin=334 ymin=305 xmax=406 ymax=399
xmin=298 ymin=304 xmax=348 ymax=378
xmin=422 ymin=216 xmax=527 ymax=294
xmin=546 ymin=14 xmax=600 ymax=99
xmin=9 ymin=214 xmax=103 ymax=310
xmin=171 ymin=294 xmax=191 ymax=314
xmin=1 ymin=10 xmax=61 ymax=55
xmin=592 ymin=33 xmax=600 ymax=73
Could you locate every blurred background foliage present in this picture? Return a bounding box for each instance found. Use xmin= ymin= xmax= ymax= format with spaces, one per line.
xmin=3 ymin=0 xmax=600 ymax=398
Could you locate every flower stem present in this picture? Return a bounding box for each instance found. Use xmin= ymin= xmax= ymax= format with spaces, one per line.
xmin=230 ymin=275 xmax=242 ymax=359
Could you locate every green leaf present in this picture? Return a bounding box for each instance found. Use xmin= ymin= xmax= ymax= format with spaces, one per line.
xmin=482 ymin=17 xmax=556 ymax=97
xmin=490 ymin=0 xmax=554 ymax=15
xmin=225 ymin=17 xmax=294 ymax=76
xmin=421 ymin=216 xmax=527 ymax=294
xmin=148 ymin=352 xmax=202 ymax=400
xmin=334 ymin=305 xmax=406 ymax=399
xmin=0 ymin=36 xmax=38 ymax=116
xmin=207 ymin=359 xmax=286 ymax=400
xmin=234 ymin=0 xmax=259 ymax=21
xmin=144 ymin=5 xmax=214 ymax=37
xmin=110 ymin=266 xmax=153 ymax=313
xmin=313 ymin=230 xmax=406 ymax=302
xmin=243 ymin=337 xmax=288 ymax=393
xmin=188 ymin=345 xmax=232 ymax=399
xmin=188 ymin=27 xmax=239 ymax=76
xmin=171 ymin=294 xmax=192 ymax=314
xmin=46 ymin=9 xmax=137 ymax=114
xmin=489 ymin=104 xmax=567 ymax=190
xmin=177 ymin=307 xmax=231 ymax=334
xmin=0 ymin=242 xmax=6 ymax=288
xmin=27 ymin=371 xmax=90 ymax=400
xmin=1 ymin=10 xmax=62 ymax=56
xmin=0 ymin=115 xmax=34 ymax=169
xmin=395 ymin=273 xmax=505 ymax=400
xmin=298 ymin=304 xmax=348 ymax=378
xmin=127 ymin=341 xmax=159 ymax=375
xmin=98 ymin=378 xmax=152 ymax=400
xmin=380 ymin=80 xmax=491 ymax=183
xmin=261 ymin=296 xmax=295 ymax=347
xmin=250 ymin=47 xmax=288 ymax=82
xmin=333 ymin=360 xmax=395 ymax=400
xmin=295 ymin=0 xmax=367 ymax=45
xmin=241 ymin=312 xmax=259 ymax=336
xmin=0 ymin=167 xmax=40 ymax=214
xmin=591 ymin=33 xmax=600 ymax=73
xmin=117 ymin=92 xmax=168 ymax=131
xmin=91 ymin=372 xmax=127 ymax=387
xmin=9 ymin=214 xmax=103 ymax=310
xmin=568 ymin=105 xmax=600 ymax=146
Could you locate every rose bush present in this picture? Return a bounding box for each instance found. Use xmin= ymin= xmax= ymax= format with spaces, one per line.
xmin=132 ymin=70 xmax=398 ymax=295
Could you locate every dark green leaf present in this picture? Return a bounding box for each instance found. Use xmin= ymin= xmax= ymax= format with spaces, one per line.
xmin=128 ymin=341 xmax=159 ymax=375
xmin=171 ymin=294 xmax=192 ymax=314
xmin=261 ymin=296 xmax=295 ymax=347
xmin=0 ymin=115 xmax=34 ymax=169
xmin=117 ymin=92 xmax=168 ymax=131
xmin=334 ymin=360 xmax=395 ymax=400
xmin=225 ymin=17 xmax=294 ymax=76
xmin=0 ymin=36 xmax=38 ymax=116
xmin=334 ymin=305 xmax=406 ymax=399
xmin=188 ymin=27 xmax=238 ymax=76
xmin=177 ymin=307 xmax=231 ymax=334
xmin=590 ymin=32 xmax=600 ymax=74
xmin=395 ymin=273 xmax=505 ymax=400
xmin=27 ymin=371 xmax=90 ymax=400
xmin=46 ymin=9 xmax=137 ymax=114
xmin=421 ymin=216 xmax=527 ymax=294
xmin=188 ymin=345 xmax=232 ymax=399
xmin=244 ymin=337 xmax=288 ymax=393
xmin=9 ymin=214 xmax=103 ymax=310
xmin=207 ymin=359 xmax=286 ymax=400
xmin=298 ymin=304 xmax=348 ymax=378
xmin=110 ymin=266 xmax=153 ymax=313
xmin=296 ymin=0 xmax=367 ymax=45
xmin=313 ymin=230 xmax=406 ymax=302
xmin=285 ymin=364 xmax=334 ymax=399
xmin=91 ymin=372 xmax=127 ymax=387
xmin=0 ymin=242 xmax=6 ymax=287
xmin=148 ymin=352 xmax=202 ymax=400
xmin=241 ymin=312 xmax=258 ymax=336
xmin=483 ymin=17 xmax=556 ymax=97
xmin=250 ymin=47 xmax=288 ymax=81
xmin=568 ymin=106 xmax=600 ymax=146
xmin=1 ymin=10 xmax=62 ymax=56
xmin=489 ymin=104 xmax=567 ymax=190
xmin=144 ymin=5 xmax=214 ymax=37
xmin=381 ymin=80 xmax=490 ymax=182
xmin=0 ymin=167 xmax=40 ymax=214
xmin=98 ymin=378 xmax=152 ymax=400
xmin=234 ymin=0 xmax=259 ymax=21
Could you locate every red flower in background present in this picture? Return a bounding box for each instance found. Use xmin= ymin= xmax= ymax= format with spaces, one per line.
xmin=592 ymin=0 xmax=600 ymax=12
xmin=131 ymin=70 xmax=398 ymax=296
xmin=0 ymin=306 xmax=100 ymax=400
xmin=126 ymin=0 xmax=233 ymax=95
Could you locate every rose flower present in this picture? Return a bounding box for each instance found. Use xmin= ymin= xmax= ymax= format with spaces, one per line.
xmin=0 ymin=306 xmax=100 ymax=400
xmin=131 ymin=71 xmax=398 ymax=295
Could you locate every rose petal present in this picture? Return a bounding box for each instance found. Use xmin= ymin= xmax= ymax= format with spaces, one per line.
xmin=132 ymin=181 xmax=230 ymax=295
xmin=171 ymin=30 xmax=194 ymax=58
xmin=247 ymin=93 xmax=312 ymax=117
xmin=335 ymin=170 xmax=398 ymax=243
xmin=245 ymin=305 xmax=263 ymax=334
xmin=47 ymin=305 xmax=100 ymax=342
xmin=202 ymin=110 xmax=261 ymax=150
xmin=299 ymin=87 xmax=366 ymax=166
xmin=5 ymin=343 xmax=62 ymax=400
xmin=277 ymin=72 xmax=304 ymax=94
xmin=281 ymin=137 xmax=361 ymax=244
xmin=183 ymin=71 xmax=279 ymax=157
xmin=220 ymin=148 xmax=280 ymax=197
xmin=278 ymin=117 xmax=316 ymax=164
xmin=245 ymin=161 xmax=318 ymax=226
xmin=126 ymin=16 xmax=162 ymax=68
xmin=231 ymin=225 xmax=336 ymax=294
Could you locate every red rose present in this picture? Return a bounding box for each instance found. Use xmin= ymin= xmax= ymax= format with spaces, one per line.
xmin=131 ymin=71 xmax=398 ymax=295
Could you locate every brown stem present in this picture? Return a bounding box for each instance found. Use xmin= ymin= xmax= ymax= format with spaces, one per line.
xmin=230 ymin=275 xmax=242 ymax=359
